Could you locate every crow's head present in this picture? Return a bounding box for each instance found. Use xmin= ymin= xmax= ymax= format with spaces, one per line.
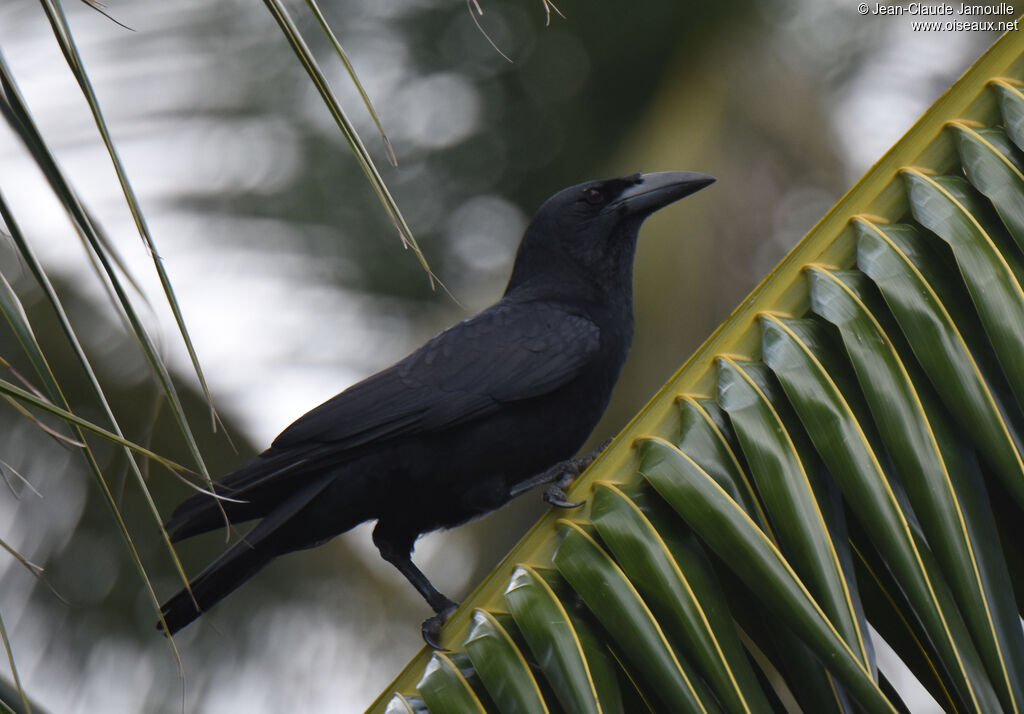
xmin=505 ymin=171 xmax=715 ymax=299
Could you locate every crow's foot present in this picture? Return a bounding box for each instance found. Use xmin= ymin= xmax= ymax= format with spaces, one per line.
xmin=509 ymin=438 xmax=612 ymax=507
xmin=543 ymin=467 xmax=585 ymax=508
xmin=421 ymin=601 xmax=458 ymax=649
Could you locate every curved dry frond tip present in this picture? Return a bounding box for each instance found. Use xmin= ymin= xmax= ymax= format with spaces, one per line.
xmin=369 ymin=27 xmax=1024 ymax=714
xmin=1 ymin=40 xmax=191 ymax=694
xmin=36 ymin=0 xmax=223 ymax=435
xmin=468 ymin=0 xmax=566 ymax=62
xmin=0 ymin=65 xmax=150 ymax=313
xmin=0 ymin=309 xmax=189 ymax=698
xmin=0 ymin=460 xmax=41 ymax=500
xmin=0 ymin=395 xmax=84 ymax=448
xmin=0 ymin=537 xmax=71 ymax=609
xmin=304 ymin=0 xmax=397 ymax=166
xmin=262 ymin=0 xmax=443 ymax=289
xmin=0 ymin=613 xmax=30 ymax=714
xmin=77 ymin=0 xmax=133 ymax=31
xmin=0 ymin=538 xmax=43 ymax=580
xmin=541 ymin=0 xmax=566 ymax=26
xmin=0 ymin=54 xmax=217 ymax=496
xmin=466 ymin=0 xmax=513 ymax=64
xmin=0 ymin=377 xmax=185 ymax=472
xmin=0 ymin=189 xmax=201 ymax=582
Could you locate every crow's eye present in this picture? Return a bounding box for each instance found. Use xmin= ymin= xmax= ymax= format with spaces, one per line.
xmin=584 ymin=187 xmax=603 ymax=205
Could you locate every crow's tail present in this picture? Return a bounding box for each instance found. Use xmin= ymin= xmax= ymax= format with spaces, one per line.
xmin=158 ymin=476 xmax=333 ymax=635
xmin=159 ymin=537 xmax=274 ymax=635
xmin=163 ymin=447 xmax=328 ymax=542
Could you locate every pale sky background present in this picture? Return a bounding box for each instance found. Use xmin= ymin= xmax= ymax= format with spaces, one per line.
xmin=0 ymin=0 xmax=1003 ymax=711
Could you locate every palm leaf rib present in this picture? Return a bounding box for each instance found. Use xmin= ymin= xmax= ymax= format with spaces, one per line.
xmin=371 ymin=28 xmax=1024 ymax=714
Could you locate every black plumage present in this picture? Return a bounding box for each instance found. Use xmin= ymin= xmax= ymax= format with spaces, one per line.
xmin=159 ymin=171 xmax=714 ymax=644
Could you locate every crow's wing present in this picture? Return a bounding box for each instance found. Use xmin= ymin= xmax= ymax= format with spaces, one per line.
xmin=167 ymin=301 xmax=600 ymax=534
xmin=270 ymin=301 xmax=600 ymax=451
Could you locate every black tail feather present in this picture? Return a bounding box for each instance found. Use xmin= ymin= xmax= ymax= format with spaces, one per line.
xmin=163 ymin=449 xmax=322 ymax=542
xmin=159 ymin=538 xmax=273 ymax=635
xmin=159 ymin=475 xmax=335 ymax=634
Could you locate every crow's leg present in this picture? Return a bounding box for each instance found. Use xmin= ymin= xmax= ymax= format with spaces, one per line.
xmin=508 ymin=438 xmax=612 ymax=508
xmin=372 ymin=521 xmax=457 ymax=649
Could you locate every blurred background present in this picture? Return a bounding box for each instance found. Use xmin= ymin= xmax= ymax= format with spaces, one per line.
xmin=0 ymin=0 xmax=1005 ymax=711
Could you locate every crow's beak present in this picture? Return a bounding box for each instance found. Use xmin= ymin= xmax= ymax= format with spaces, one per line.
xmin=610 ymin=171 xmax=715 ymax=216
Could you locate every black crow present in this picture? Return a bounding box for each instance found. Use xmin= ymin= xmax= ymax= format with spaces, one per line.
xmin=159 ymin=171 xmax=714 ymax=646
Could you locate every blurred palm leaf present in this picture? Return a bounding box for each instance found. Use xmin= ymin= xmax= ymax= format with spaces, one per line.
xmin=262 ymin=0 xmax=434 ymax=284
xmin=371 ymin=27 xmax=1024 ymax=714
xmin=0 ymin=0 xmax=429 ymax=708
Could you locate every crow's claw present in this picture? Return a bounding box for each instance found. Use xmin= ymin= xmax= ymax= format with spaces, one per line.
xmin=421 ymin=615 xmax=446 ymax=650
xmin=421 ymin=602 xmax=458 ymax=649
xmin=543 ymin=485 xmax=584 ymax=509
xmin=510 ymin=438 xmax=612 ymax=504
xmin=543 ymin=468 xmax=584 ymax=508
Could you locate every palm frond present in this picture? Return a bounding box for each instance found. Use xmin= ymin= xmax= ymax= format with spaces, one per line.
xmin=371 ymin=27 xmax=1024 ymax=714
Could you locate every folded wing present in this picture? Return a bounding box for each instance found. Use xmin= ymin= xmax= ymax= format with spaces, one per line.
xmin=165 ymin=301 xmax=600 ymax=538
